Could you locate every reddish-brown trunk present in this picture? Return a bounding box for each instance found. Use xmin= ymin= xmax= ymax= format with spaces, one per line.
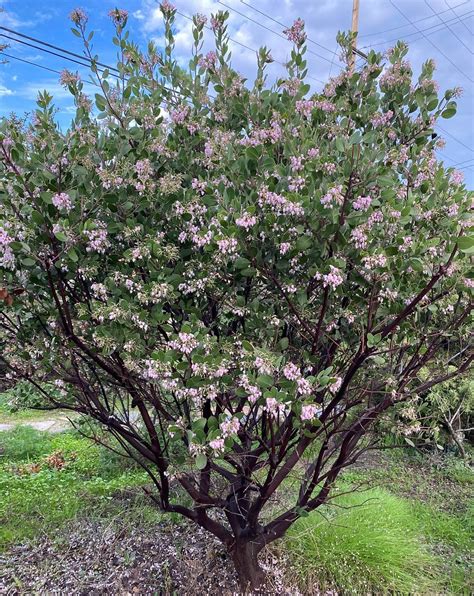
xmin=230 ymin=541 xmax=266 ymax=593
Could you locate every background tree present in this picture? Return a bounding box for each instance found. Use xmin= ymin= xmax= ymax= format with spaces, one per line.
xmin=0 ymin=4 xmax=472 ymax=590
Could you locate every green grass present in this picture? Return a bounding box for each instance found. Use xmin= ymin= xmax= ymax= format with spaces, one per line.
xmin=0 ymin=426 xmax=150 ymax=549
xmin=285 ymin=486 xmax=473 ymax=594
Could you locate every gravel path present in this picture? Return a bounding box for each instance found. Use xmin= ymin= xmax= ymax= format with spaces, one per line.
xmin=0 ymin=418 xmax=72 ymax=432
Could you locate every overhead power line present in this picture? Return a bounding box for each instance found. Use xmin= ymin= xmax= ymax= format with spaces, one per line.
xmin=0 ymin=26 xmax=214 ymax=101
xmin=175 ymin=8 xmax=325 ymax=85
xmin=444 ymin=0 xmax=474 ymax=36
xmin=361 ymin=9 xmax=474 ymax=48
xmin=388 ymin=0 xmax=474 ymax=83
xmin=0 ymin=25 xmax=120 ymax=73
xmin=437 ymin=124 xmax=474 ymax=153
xmin=217 ymin=0 xmax=345 ymax=71
xmin=239 ymin=0 xmax=339 ymax=59
xmin=423 ymin=0 xmax=473 ymax=54
xmin=359 ymin=0 xmax=470 ymax=37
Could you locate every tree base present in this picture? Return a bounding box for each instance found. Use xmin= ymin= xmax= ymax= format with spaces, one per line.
xmin=230 ymin=541 xmax=266 ymax=593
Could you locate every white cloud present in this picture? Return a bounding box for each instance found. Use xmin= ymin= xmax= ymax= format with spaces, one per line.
xmin=0 ymin=83 xmax=14 ymax=96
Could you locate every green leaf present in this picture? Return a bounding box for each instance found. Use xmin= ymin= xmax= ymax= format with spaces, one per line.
xmin=441 ymin=108 xmax=456 ymax=119
xmin=257 ymin=375 xmax=274 ymax=388
xmin=31 ymin=210 xmax=44 ymax=225
xmin=195 ymin=453 xmax=207 ymax=470
xmin=21 ymin=257 xmax=35 ymax=267
xmin=67 ymin=248 xmax=79 ymax=262
xmin=279 ymin=337 xmax=289 ymax=350
xmin=296 ymin=236 xmax=312 ymax=251
xmin=234 ymin=257 xmax=250 ymax=269
xmin=54 ymin=231 xmax=68 ymax=242
xmin=457 ymin=236 xmax=474 ymax=254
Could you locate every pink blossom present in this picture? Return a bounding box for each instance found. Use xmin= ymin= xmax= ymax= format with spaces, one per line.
xmin=301 ymin=404 xmax=320 ymax=421
xmin=209 ymin=437 xmax=225 ymax=452
xmin=321 ymin=185 xmax=344 ymax=208
xmin=295 ymin=100 xmax=314 ymax=119
xmin=279 ymin=242 xmax=291 ymax=255
xmin=283 ymin=18 xmax=307 ymax=46
xmin=351 ymin=226 xmax=367 ymax=249
xmin=168 ymin=332 xmax=198 ymax=354
xmin=283 ymin=362 xmax=300 ymax=381
xmin=329 ymin=376 xmax=342 ymax=394
xmin=450 ymin=170 xmax=464 ymax=186
xmin=317 ymin=266 xmax=344 ymax=290
xmin=259 ymin=188 xmax=305 ymax=217
xmin=160 ymin=1 xmax=175 ymax=16
xmin=171 ymin=105 xmax=190 ymax=124
xmin=60 ymin=70 xmax=80 ymax=86
xmin=307 ymin=147 xmax=319 ymax=159
xmin=199 ymin=51 xmax=217 ymax=70
xmin=236 ymin=212 xmax=257 ymax=230
xmin=352 ymin=195 xmax=372 ymax=211
xmin=220 ymin=416 xmax=240 ymax=437
xmin=69 ymin=8 xmax=88 ymax=25
xmin=290 ymin=155 xmax=304 ymax=172
xmin=371 ymin=110 xmax=393 ymax=127
xmin=108 ymin=8 xmax=128 ymax=26
xmin=52 ymin=192 xmax=73 ymax=211
xmin=217 ymin=238 xmax=238 ymax=254
xmin=85 ymin=222 xmax=110 ymax=253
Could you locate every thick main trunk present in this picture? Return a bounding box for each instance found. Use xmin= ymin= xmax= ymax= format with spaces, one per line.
xmin=230 ymin=541 xmax=266 ymax=593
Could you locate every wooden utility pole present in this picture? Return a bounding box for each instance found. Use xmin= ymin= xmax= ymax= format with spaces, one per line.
xmin=350 ymin=0 xmax=360 ymax=71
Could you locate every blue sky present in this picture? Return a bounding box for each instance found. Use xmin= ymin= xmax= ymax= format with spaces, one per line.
xmin=1 ymin=0 xmax=473 ymax=186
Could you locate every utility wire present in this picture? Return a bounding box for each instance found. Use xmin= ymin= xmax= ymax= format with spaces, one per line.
xmin=0 ymin=25 xmax=121 ymax=73
xmin=437 ymin=124 xmax=474 ymax=153
xmin=239 ymin=0 xmax=339 ymax=60
xmin=444 ymin=0 xmax=473 ymax=36
xmin=361 ymin=10 xmax=474 ymax=48
xmin=0 ymin=32 xmax=101 ymax=72
xmin=0 ymin=28 xmax=214 ymax=100
xmin=359 ymin=0 xmax=470 ymax=37
xmin=175 ymin=7 xmax=325 ymax=85
xmin=217 ymin=0 xmax=345 ymax=70
xmin=388 ymin=0 xmax=474 ymax=83
xmin=423 ymin=0 xmax=473 ymax=54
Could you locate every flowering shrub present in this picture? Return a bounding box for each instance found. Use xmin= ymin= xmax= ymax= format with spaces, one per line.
xmin=0 ymin=4 xmax=472 ymax=589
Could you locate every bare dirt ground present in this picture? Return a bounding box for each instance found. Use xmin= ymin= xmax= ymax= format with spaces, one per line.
xmin=0 ymin=516 xmax=300 ymax=595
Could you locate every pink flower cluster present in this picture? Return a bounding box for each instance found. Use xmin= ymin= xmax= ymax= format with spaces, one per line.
xmin=168 ymin=332 xmax=198 ymax=355
xmin=259 ymin=188 xmax=305 ymax=217
xmin=301 ymin=404 xmax=320 ymax=421
xmin=171 ymin=105 xmax=190 ymax=124
xmin=314 ymin=100 xmax=336 ymax=113
xmin=450 ymin=170 xmax=464 ymax=186
xmin=370 ymin=110 xmax=393 ymax=127
xmin=240 ymin=118 xmax=282 ymax=146
xmin=351 ymin=226 xmax=367 ymax=249
xmin=352 ymin=195 xmax=372 ymax=211
xmin=199 ymin=51 xmax=217 ymax=70
xmin=60 ymin=70 xmax=80 ymax=87
xmin=283 ymin=18 xmax=307 ymax=46
xmin=236 ymin=212 xmax=257 ymax=230
xmin=240 ymin=374 xmax=262 ymax=404
xmin=108 ymin=8 xmax=128 ymax=26
xmin=295 ymin=100 xmax=314 ymax=119
xmin=0 ymin=226 xmax=15 ymax=270
xmin=217 ymin=238 xmax=238 ymax=255
xmin=52 ymin=192 xmax=73 ymax=211
xmin=220 ymin=416 xmax=240 ymax=437
xmin=321 ymin=185 xmax=344 ymax=208
xmin=362 ymin=254 xmax=387 ymax=269
xmin=85 ymin=222 xmax=110 ymax=253
xmin=317 ymin=266 xmax=344 ymax=290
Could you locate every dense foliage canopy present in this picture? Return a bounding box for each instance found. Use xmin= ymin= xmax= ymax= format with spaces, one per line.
xmin=0 ymin=3 xmax=472 ymax=588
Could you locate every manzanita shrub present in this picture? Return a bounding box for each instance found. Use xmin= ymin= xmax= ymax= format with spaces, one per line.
xmin=0 ymin=3 xmax=472 ymax=589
